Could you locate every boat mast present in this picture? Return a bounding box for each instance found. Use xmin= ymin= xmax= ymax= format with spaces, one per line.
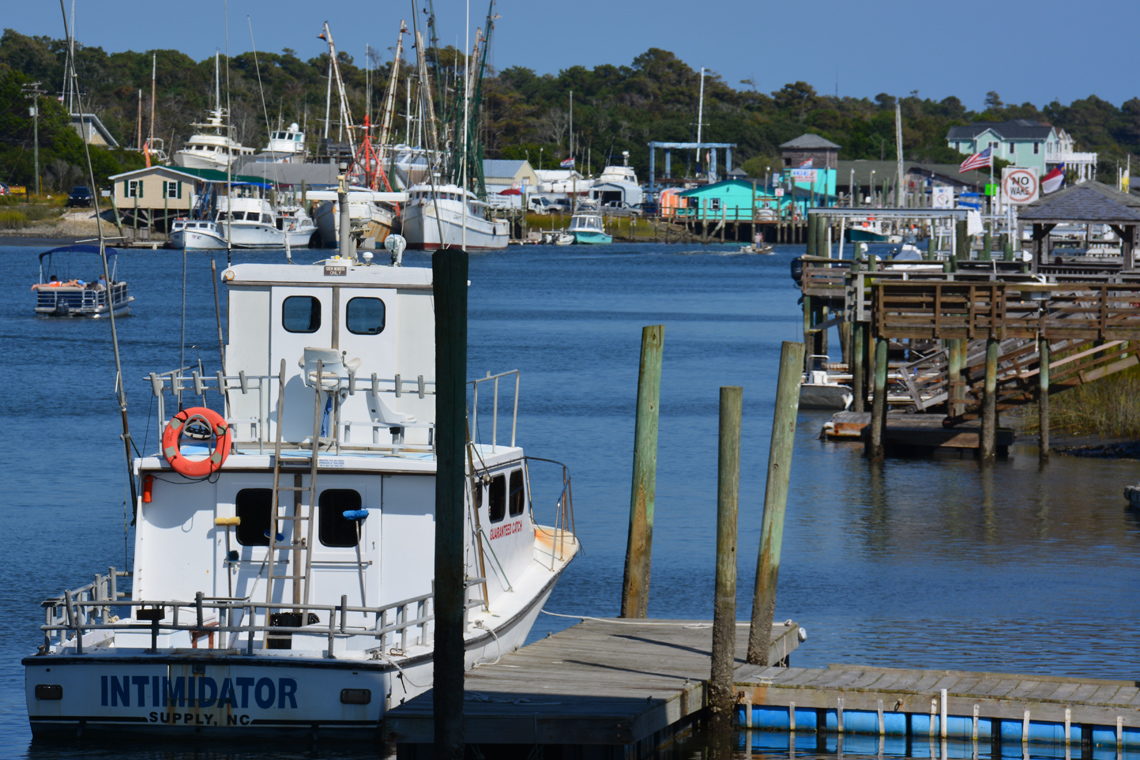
xmin=895 ymin=101 xmax=905 ymax=208
xmin=147 ymin=53 xmax=157 ymax=163
xmin=696 ymin=66 xmax=705 ymax=180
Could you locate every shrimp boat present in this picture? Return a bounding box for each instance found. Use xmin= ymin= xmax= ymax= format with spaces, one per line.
xmin=25 ymin=251 xmax=579 ymax=738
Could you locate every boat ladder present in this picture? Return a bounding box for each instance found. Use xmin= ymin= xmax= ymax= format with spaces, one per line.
xmin=263 ymin=358 xmax=324 ymax=644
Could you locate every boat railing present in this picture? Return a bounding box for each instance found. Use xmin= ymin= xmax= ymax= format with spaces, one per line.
xmin=39 ymin=569 xmax=487 ymax=659
xmin=524 ymin=456 xmax=578 ymax=569
xmin=469 ymin=370 xmax=520 ymax=451
xmin=146 ymin=368 xmax=437 ymax=455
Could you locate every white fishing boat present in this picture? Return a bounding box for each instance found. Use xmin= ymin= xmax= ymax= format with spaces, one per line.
xmin=215 ymin=194 xmax=317 ymax=249
xmin=31 ymin=244 xmax=133 ymax=317
xmin=258 ymin=122 xmax=307 ymax=163
xmin=172 ymin=54 xmax=254 ymax=172
xmin=401 ymin=184 xmax=509 ymax=251
xmin=311 ymin=188 xmax=398 ymax=249
xmin=25 ymin=251 xmax=580 ymax=738
xmin=168 ymin=219 xmax=227 ymax=250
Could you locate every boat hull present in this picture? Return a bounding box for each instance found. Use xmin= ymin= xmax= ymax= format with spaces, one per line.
xmin=572 ymin=232 xmax=613 ymax=244
xmin=401 ymin=202 xmax=508 ymax=251
xmin=799 ymin=383 xmax=853 ymax=410
xmin=168 ymin=227 xmax=227 ymax=250
xmin=25 ymin=571 xmax=561 ymax=739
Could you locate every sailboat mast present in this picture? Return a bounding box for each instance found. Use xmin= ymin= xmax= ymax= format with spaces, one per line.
xmin=895 ymin=101 xmax=904 ymax=208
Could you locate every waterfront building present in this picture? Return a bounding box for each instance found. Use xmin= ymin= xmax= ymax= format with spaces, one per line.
xmin=946 ymin=119 xmax=1097 ymax=182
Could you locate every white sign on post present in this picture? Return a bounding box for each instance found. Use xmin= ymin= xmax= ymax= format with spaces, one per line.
xmin=1002 ymin=167 xmax=1039 ymax=205
xmin=931 ymin=186 xmax=953 ymax=209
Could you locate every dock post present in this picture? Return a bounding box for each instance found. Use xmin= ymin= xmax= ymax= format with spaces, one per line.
xmin=710 ymin=386 xmax=742 ymax=731
xmin=621 ymin=325 xmax=664 ymax=618
xmin=432 ymin=250 xmax=468 ymax=759
xmin=955 ymin=219 xmax=969 ymax=264
xmin=947 ymin=339 xmax=963 ymax=418
xmin=852 ymin=322 xmax=866 ymax=413
xmin=982 ymin=226 xmax=993 ymax=261
xmin=1038 ymin=338 xmax=1051 ymax=464
xmin=747 ymin=341 xmax=804 ymax=664
xmin=866 ymin=337 xmax=888 ymax=461
xmin=980 ymin=337 xmax=999 ymax=462
xmin=802 ymin=296 xmax=814 ymax=371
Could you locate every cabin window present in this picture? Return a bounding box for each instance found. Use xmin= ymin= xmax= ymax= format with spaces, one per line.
xmin=162 ymin=180 xmax=182 ymax=199
xmin=472 ymin=477 xmax=484 ymax=510
xmin=1034 ymin=143 xmax=1040 ymax=155
xmin=346 ymin=297 xmax=385 ymax=335
xmin=234 ymin=488 xmax=273 ymax=546
xmin=282 ymin=295 xmax=321 ymax=333
xmin=125 ymin=179 xmax=143 ymax=198
xmin=488 ymin=474 xmax=506 ymax=523
xmin=319 ymin=489 xmax=362 ymax=547
xmin=508 ymin=469 xmax=525 ymax=517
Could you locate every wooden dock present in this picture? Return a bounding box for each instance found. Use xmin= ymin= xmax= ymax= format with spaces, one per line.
xmin=385 ymin=618 xmax=1140 ymax=759
xmin=384 ymin=617 xmax=804 ymax=759
xmin=822 ymin=412 xmax=1014 ymax=455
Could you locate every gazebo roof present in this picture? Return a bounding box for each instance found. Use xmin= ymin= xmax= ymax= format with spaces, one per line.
xmin=780 ymin=133 xmax=841 ymax=150
xmin=1019 ymin=181 xmax=1140 ymax=224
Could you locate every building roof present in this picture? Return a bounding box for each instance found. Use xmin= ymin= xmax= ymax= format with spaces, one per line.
xmin=780 ymin=133 xmax=841 ymax=150
xmin=108 ymin=164 xmax=266 ymax=184
xmin=1019 ymin=181 xmax=1140 ymax=223
xmin=483 ymin=159 xmax=531 ymax=178
xmin=837 ymin=160 xmax=989 ymax=188
xmin=946 ymin=119 xmax=1054 ymax=142
xmin=234 ymin=161 xmax=338 ymax=186
xmin=679 ymin=178 xmax=836 ymax=201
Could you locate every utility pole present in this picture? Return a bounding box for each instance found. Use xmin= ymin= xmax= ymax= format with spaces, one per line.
xmin=22 ymin=82 xmax=45 ymax=196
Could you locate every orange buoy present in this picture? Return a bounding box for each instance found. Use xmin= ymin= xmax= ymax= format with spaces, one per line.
xmin=162 ymin=406 xmax=231 ymax=478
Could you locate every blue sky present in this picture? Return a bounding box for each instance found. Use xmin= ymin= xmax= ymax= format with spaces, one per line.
xmin=9 ymin=0 xmax=1136 ymax=111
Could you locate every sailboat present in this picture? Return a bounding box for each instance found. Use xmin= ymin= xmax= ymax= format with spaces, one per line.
xmin=172 ymin=53 xmax=253 ymax=172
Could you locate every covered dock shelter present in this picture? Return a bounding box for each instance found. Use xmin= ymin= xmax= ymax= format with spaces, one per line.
xmin=1018 ymin=181 xmax=1140 ymax=272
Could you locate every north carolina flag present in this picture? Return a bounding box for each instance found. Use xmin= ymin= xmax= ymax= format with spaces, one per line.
xmin=959 ymin=147 xmax=992 ymax=173
xmin=559 ymin=157 xmax=575 ymax=169
xmin=1042 ymin=164 xmax=1065 ymax=194
xmin=798 ymin=158 xmax=814 ymax=168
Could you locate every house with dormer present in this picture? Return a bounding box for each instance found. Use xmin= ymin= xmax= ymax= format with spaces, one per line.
xmin=946 ymin=119 xmax=1097 ymax=182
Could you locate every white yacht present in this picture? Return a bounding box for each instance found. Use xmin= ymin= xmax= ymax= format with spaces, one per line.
xmin=172 ymin=54 xmax=254 ymax=172
xmin=168 ymin=194 xmax=317 ymax=250
xmin=401 ymin=184 xmax=509 ymax=251
xmin=25 ymin=252 xmax=580 ymax=738
xmin=259 ymin=122 xmax=308 ymax=162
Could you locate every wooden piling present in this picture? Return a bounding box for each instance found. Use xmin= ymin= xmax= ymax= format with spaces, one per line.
xmin=709 ymin=386 xmax=742 ymax=729
xmin=747 ymin=341 xmax=805 ymax=665
xmin=980 ymin=337 xmax=999 ymax=462
xmin=852 ymin=322 xmax=866 ymax=413
xmin=866 ymin=337 xmax=888 ymax=461
xmin=802 ymin=295 xmax=814 ymax=371
xmin=955 ymin=219 xmax=969 ymax=263
xmin=432 ymin=250 xmax=468 ymax=759
xmin=1038 ymin=338 xmax=1050 ymax=464
xmin=621 ymin=325 xmax=665 ymax=618
xmin=947 ymin=338 xmax=963 ymax=418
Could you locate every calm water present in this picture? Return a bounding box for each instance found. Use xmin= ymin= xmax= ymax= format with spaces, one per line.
xmin=0 ymin=240 xmax=1137 ymax=759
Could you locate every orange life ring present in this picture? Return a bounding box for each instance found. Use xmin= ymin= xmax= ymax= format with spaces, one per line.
xmin=162 ymin=406 xmax=231 ymax=477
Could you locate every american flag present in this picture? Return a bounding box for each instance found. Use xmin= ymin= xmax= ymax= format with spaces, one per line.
xmin=959 ymin=147 xmax=992 ymax=173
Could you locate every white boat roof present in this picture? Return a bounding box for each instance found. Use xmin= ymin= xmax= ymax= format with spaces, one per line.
xmin=223 ymin=258 xmax=433 ymax=289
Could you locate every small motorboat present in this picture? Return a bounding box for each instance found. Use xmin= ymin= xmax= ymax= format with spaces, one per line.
xmin=739 ymin=242 xmax=774 ymax=254
xmin=799 ymin=354 xmax=853 ymax=410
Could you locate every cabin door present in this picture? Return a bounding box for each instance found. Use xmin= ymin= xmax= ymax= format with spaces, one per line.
xmin=268 ymin=286 xmax=333 ymax=442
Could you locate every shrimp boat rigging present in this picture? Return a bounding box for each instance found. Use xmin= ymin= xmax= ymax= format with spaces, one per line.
xmin=24 ymin=249 xmax=579 ymax=738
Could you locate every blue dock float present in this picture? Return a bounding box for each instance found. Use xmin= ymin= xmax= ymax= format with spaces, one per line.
xmin=736 ymin=664 xmax=1140 ymax=751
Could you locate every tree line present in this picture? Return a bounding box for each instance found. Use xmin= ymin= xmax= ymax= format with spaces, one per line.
xmin=1 ymin=28 xmax=1137 ymax=192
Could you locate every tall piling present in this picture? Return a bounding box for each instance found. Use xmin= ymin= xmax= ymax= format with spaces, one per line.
xmin=1038 ymin=338 xmax=1051 ymax=464
xmin=621 ymin=325 xmax=665 ymax=618
xmin=432 ymin=250 xmax=468 ymax=759
xmin=866 ymin=337 xmax=888 ymax=461
xmin=747 ymin=341 xmax=804 ymax=664
xmin=980 ymin=337 xmax=999 ymax=462
xmin=709 ymin=386 xmax=742 ymax=730
xmin=852 ymin=322 xmax=866 ymax=413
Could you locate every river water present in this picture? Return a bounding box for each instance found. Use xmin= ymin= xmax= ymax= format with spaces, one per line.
xmin=0 ymin=240 xmax=1137 ymax=759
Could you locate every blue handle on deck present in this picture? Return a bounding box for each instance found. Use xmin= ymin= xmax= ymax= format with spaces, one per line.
xmin=343 ymin=509 xmax=369 ymax=521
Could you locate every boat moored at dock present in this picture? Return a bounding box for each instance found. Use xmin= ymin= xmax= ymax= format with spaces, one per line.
xmin=24 ymin=252 xmax=579 ymax=738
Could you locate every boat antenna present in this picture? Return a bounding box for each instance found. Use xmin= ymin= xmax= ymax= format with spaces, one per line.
xmin=57 ymin=0 xmax=139 ymax=517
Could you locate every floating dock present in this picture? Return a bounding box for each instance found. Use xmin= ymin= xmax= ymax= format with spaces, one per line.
xmin=823 ymin=411 xmax=1014 ymax=455
xmin=386 ymin=619 xmax=1140 ymax=759
xmin=738 ymin=663 xmax=1140 ymax=749
xmin=384 ymin=617 xmax=803 ymax=758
